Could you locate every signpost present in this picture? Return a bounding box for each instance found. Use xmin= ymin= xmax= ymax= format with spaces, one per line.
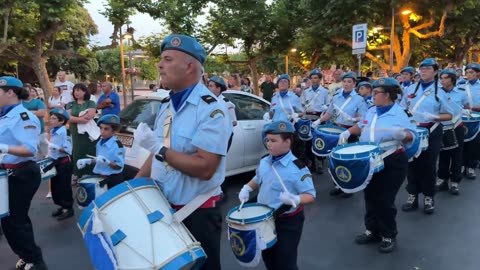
xmin=352 ymin=23 xmax=367 ymax=76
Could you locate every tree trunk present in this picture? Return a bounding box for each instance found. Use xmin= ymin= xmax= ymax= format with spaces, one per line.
xmin=248 ymin=57 xmax=259 ymax=96
xmin=30 ymin=54 xmax=52 ymax=101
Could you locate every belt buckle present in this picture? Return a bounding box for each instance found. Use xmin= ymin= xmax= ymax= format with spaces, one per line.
xmin=6 ymin=168 xmax=13 ymax=176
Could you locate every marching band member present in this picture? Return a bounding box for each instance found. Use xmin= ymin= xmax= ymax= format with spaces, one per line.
xmin=314 ymin=71 xmax=367 ymax=197
xmin=238 ymin=120 xmax=316 ymax=269
xmin=270 ymin=74 xmax=303 ymax=122
xmin=207 ymin=76 xmax=237 ymax=133
xmin=462 ymin=63 xmax=480 ymax=179
xmin=47 ymin=108 xmax=74 ymax=220
xmin=437 ymin=69 xmax=470 ymax=194
xmin=340 ymin=78 xmax=415 ymax=253
xmin=400 ymin=58 xmax=454 ymax=214
xmin=0 ymin=76 xmax=48 ymax=270
xmin=135 ymin=34 xmax=230 ymax=270
xmin=357 ymin=81 xmax=374 ymax=109
xmin=398 ymin=66 xmax=415 ymax=107
xmin=77 ymin=114 xmax=126 ymax=189
xmin=301 ymin=69 xmax=329 ymax=173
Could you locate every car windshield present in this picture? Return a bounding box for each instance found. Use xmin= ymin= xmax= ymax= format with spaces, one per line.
xmin=223 ymin=93 xmax=270 ymax=120
xmin=119 ymin=99 xmax=162 ymax=130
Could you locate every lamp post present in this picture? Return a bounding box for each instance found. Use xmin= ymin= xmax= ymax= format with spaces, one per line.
xmin=285 ymin=48 xmax=297 ymax=87
xmin=390 ymin=8 xmax=412 ymax=72
xmin=119 ymin=29 xmax=133 ymax=106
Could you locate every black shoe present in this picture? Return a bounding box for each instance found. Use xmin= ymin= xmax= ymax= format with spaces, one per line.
xmin=355 ymin=230 xmax=381 ymax=244
xmin=51 ymin=208 xmax=63 ymax=217
xmin=24 ymin=261 xmax=48 ymax=270
xmin=15 ymin=259 xmax=26 ymax=270
xmin=424 ymin=196 xmax=435 ymax=214
xmin=437 ymin=179 xmax=449 ymax=191
xmin=56 ymin=209 xmax=74 ymax=221
xmin=465 ymin=168 xmax=476 ymax=179
xmin=449 ymin=183 xmax=459 ymax=195
xmin=329 ymin=187 xmax=343 ymax=196
xmin=401 ymin=194 xmax=418 ymax=212
xmin=379 ymin=237 xmax=396 ymax=253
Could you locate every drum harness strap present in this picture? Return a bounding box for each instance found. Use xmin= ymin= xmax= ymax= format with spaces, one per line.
xmin=369 ymin=113 xmax=402 ymax=159
xmin=303 ymin=88 xmax=324 ymax=112
xmin=278 ymin=94 xmax=295 ymax=120
xmin=161 ymin=104 xmax=221 ymax=223
xmin=271 ymin=164 xmax=297 ymax=208
xmin=466 ymin=83 xmax=474 ymax=109
xmin=333 ymin=95 xmax=354 ymax=123
xmin=409 ymin=89 xmax=440 ymax=133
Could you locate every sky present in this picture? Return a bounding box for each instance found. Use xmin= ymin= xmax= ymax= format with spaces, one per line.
xmin=85 ymin=1 xmax=166 ymax=46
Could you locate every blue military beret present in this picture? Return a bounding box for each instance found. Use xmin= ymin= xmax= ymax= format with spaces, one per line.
xmin=264 ymin=120 xmax=295 ymax=134
xmin=357 ymin=81 xmax=372 ymax=89
xmin=457 ymin=78 xmax=466 ymax=85
xmin=161 ymin=34 xmax=206 ymax=65
xmin=465 ymin=62 xmax=480 ymax=72
xmin=309 ymin=69 xmax=322 ymax=78
xmin=0 ymin=76 xmax=23 ymax=88
xmin=97 ymin=114 xmax=120 ymax=126
xmin=440 ymin=69 xmax=457 ymax=78
xmin=49 ymin=108 xmax=70 ymax=121
xmin=277 ymin=74 xmax=290 ymax=82
xmin=419 ymin=58 xmax=439 ymax=68
xmin=209 ymin=76 xmax=226 ymax=88
xmin=341 ymin=71 xmax=357 ymax=81
xmin=372 ymin=77 xmax=400 ymax=88
xmin=400 ymin=66 xmax=415 ymax=74
xmin=414 ymin=72 xmax=420 ymax=77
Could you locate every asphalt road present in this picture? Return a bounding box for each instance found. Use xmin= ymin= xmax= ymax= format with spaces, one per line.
xmin=1 ymin=168 xmax=479 ymax=270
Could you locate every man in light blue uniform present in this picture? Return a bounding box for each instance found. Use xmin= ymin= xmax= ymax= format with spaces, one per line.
xmin=0 ymin=76 xmax=48 ymax=269
xmin=270 ymin=74 xmax=303 ymax=122
xmin=357 ymin=81 xmax=374 ymax=109
xmin=401 ymin=58 xmax=454 ymax=214
xmin=462 ymin=62 xmax=480 ymax=179
xmin=437 ymin=69 xmax=470 ymax=194
xmin=398 ymin=66 xmax=415 ymax=107
xmin=134 ymin=34 xmax=230 ymax=270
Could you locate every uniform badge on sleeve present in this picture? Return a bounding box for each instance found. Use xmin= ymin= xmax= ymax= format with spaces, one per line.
xmin=210 ymin=109 xmax=225 ymax=118
xmin=24 ymin=125 xmax=36 ymax=130
xmin=301 ymin=174 xmax=312 ymax=181
xmin=20 ymin=112 xmax=30 ymax=121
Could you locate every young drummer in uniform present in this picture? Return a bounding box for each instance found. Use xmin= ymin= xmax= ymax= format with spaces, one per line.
xmin=238 ymin=120 xmax=316 ymax=270
xmin=340 ymin=78 xmax=415 ymax=253
xmin=47 ymin=108 xmax=74 ymax=220
xmin=437 ymin=69 xmax=470 ymax=194
xmin=76 ymin=114 xmax=125 ymax=189
xmin=462 ymin=63 xmax=480 ymax=179
xmin=398 ymin=66 xmax=415 ymax=107
xmin=357 ymin=81 xmax=374 ymax=109
xmin=400 ymin=58 xmax=454 ymax=214
xmin=269 ymin=74 xmax=303 ymax=122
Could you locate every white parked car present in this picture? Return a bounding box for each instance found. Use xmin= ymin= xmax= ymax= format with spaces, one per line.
xmin=117 ymin=90 xmax=270 ymax=177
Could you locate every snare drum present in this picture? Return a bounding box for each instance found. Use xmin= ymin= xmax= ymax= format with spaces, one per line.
xmin=441 ymin=124 xmax=458 ymax=151
xmin=78 ymin=178 xmax=206 ymax=270
xmin=295 ymin=119 xmax=312 ymax=141
xmin=226 ymin=203 xmax=276 ymax=267
xmin=76 ymin=176 xmax=107 ymax=208
xmin=311 ymin=125 xmax=346 ymax=156
xmin=37 ymin=158 xmax=57 ymax=181
xmin=462 ymin=112 xmax=480 ymax=142
xmin=328 ymin=142 xmax=384 ymax=193
xmin=406 ymin=127 xmax=429 ymax=161
xmin=0 ymin=170 xmax=8 ymax=218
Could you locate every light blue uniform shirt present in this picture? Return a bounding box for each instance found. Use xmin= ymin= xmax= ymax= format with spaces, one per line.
xmin=253 ymin=151 xmax=316 ymax=214
xmin=0 ymin=104 xmax=40 ymax=164
xmin=301 ymin=85 xmax=329 ymax=112
xmin=93 ymin=136 xmax=125 ymax=175
xmin=401 ymin=82 xmax=454 ymax=124
xmin=358 ymin=104 xmax=417 ymax=152
xmin=271 ymin=90 xmax=303 ymax=121
xmin=48 ymin=126 xmax=72 ymax=160
xmin=151 ymin=83 xmax=231 ymax=205
xmin=326 ymin=89 xmax=367 ymax=126
xmin=464 ymin=79 xmax=480 ymax=108
xmin=442 ymin=87 xmax=469 ymax=126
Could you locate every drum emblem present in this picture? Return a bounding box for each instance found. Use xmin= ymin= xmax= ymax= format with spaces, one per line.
xmin=314 ymin=138 xmax=325 ymax=150
xmin=230 ymin=233 xmax=246 ymax=256
xmin=299 ymin=124 xmax=309 ymax=134
xmin=464 ymin=125 xmax=468 ymax=135
xmin=76 ymin=186 xmax=88 ymax=203
xmin=335 ymin=166 xmax=351 ymax=182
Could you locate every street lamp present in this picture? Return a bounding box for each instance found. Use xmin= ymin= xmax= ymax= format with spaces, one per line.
xmin=285 ymin=48 xmax=297 ymax=85
xmin=119 ymin=28 xmax=134 ymax=106
xmin=390 ymin=8 xmax=412 ymax=71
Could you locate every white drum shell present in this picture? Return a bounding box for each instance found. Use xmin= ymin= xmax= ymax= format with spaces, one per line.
xmin=0 ymin=171 xmax=8 ymax=218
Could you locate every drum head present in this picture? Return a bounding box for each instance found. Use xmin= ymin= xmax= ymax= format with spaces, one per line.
xmin=335 ymin=144 xmax=376 ymax=154
xmin=79 ymin=176 xmax=104 ymax=184
xmin=319 ymin=127 xmax=344 ymax=134
xmin=227 ymin=204 xmax=273 ymax=224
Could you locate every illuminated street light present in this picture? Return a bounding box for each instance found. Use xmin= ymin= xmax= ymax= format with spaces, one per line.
xmin=390 ymin=8 xmax=414 ymax=71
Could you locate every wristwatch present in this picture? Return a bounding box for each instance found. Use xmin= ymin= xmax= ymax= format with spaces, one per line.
xmin=155 ymin=146 xmax=168 ymax=162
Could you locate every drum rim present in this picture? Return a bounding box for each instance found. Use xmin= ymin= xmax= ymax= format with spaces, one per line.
xmin=226 ymin=203 xmax=274 ymax=224
xmin=331 ymin=142 xmax=381 ymax=159
xmin=314 ymin=124 xmax=346 ymax=135
xmin=78 ymin=176 xmax=105 ymax=183
xmin=0 ymin=170 xmax=5 ymax=176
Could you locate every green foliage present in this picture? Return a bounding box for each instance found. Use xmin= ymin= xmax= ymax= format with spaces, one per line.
xmin=95 ymin=47 xmax=122 ymax=80
xmin=134 ymin=58 xmax=157 ymax=80
xmin=134 ymin=33 xmax=168 ymax=60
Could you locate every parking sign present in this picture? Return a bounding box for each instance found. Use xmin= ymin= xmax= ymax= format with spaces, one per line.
xmin=352 ymin=23 xmax=367 ymax=53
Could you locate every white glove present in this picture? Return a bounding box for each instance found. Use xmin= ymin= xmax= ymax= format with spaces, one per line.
xmin=96 ymin=155 xmax=111 ymax=165
xmin=423 ymin=112 xmax=440 ymax=121
xmin=263 ymin=112 xmax=271 ymax=121
xmin=0 ymin=144 xmax=9 ymax=154
xmin=462 ymin=109 xmax=472 ymax=117
xmin=279 ymin=191 xmax=300 ymax=207
xmin=392 ymin=128 xmax=407 ymax=141
xmin=48 ymin=142 xmax=60 ymax=151
xmin=311 ymin=119 xmax=321 ymax=129
xmin=338 ymin=130 xmax=351 ymax=145
xmin=76 ymin=158 xmax=93 ymax=170
xmin=134 ymin=122 xmax=163 ymax=153
xmin=238 ymin=184 xmax=253 ymax=203
xmin=291 ymin=113 xmax=300 ymax=123
xmin=321 ymin=105 xmax=329 ymax=111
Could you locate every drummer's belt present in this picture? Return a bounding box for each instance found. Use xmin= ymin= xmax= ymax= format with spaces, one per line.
xmin=336 ymin=123 xmax=353 ymax=129
xmin=472 ymin=108 xmax=480 ymax=112
xmin=171 ymin=195 xmax=221 ymax=211
xmin=417 ymin=122 xmax=440 ymax=133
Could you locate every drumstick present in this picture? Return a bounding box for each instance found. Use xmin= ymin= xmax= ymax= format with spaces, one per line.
xmin=238 ymin=201 xmax=245 ymax=212
xmin=86 ymin=154 xmax=96 ymax=159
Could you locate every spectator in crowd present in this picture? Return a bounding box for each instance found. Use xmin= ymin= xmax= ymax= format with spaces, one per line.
xmin=228 ymin=74 xmax=242 ymax=91
xmin=54 ymin=71 xmax=75 ymax=104
xmin=328 ymin=69 xmax=343 ymax=96
xmin=97 ymin=82 xmax=120 ymax=116
xmin=260 ymin=74 xmax=275 ymax=102
xmin=241 ymin=77 xmax=253 ymax=93
xmin=23 ymin=85 xmax=48 ymax=159
xmin=47 ymin=86 xmax=66 ymax=111
xmin=149 ymin=83 xmax=156 ymax=92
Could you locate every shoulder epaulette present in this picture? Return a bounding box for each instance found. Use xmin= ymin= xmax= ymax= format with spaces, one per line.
xmin=261 ymin=153 xmax=269 ymax=159
xmin=201 ymin=95 xmax=217 ymax=104
xmin=223 ymin=97 xmax=230 ymax=102
xmin=115 ymin=139 xmax=124 ymax=148
xmin=161 ymin=96 xmax=170 ymax=103
xmin=293 ymin=159 xmax=306 ymax=169
xmin=20 ymin=112 xmax=30 ymax=121
xmin=404 ymin=109 xmax=412 ymax=117
xmin=458 ymin=87 xmax=465 ymax=91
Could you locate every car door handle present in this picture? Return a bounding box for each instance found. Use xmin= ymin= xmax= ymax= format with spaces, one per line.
xmin=243 ymin=125 xmax=255 ymax=130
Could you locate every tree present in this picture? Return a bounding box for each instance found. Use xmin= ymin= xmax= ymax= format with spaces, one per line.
xmin=95 ymin=48 xmax=122 ymax=82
